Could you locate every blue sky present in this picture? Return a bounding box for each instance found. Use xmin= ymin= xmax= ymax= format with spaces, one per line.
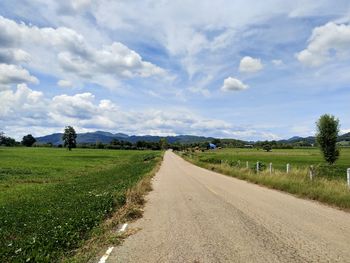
xmin=0 ymin=0 xmax=349 ymax=140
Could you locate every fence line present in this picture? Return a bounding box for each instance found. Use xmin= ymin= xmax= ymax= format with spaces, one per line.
xmin=201 ymin=155 xmax=350 ymax=185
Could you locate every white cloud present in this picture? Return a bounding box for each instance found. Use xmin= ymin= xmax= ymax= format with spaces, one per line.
xmin=0 ymin=83 xmax=43 ymax=117
xmin=239 ymin=56 xmax=263 ymax=73
xmin=0 ymin=86 xmax=239 ymax=138
xmin=221 ymin=77 xmax=248 ymax=92
xmin=296 ymin=22 xmax=350 ymax=67
xmin=0 ymin=48 xmax=31 ymax=64
xmin=0 ymin=15 xmax=166 ymax=90
xmin=1 ymin=84 xmax=283 ymax=140
xmin=57 ymin=79 xmax=73 ymax=88
xmin=272 ymin=59 xmax=283 ymax=66
xmin=230 ymin=130 xmax=281 ymax=141
xmin=340 ymin=129 xmax=350 ymax=135
xmin=51 ymin=93 xmax=97 ymax=119
xmin=0 ymin=63 xmax=38 ymax=90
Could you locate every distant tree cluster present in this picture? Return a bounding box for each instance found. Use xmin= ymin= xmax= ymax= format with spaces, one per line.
xmin=254 ymin=140 xmax=294 ymax=150
xmin=79 ymin=139 xmax=170 ymax=150
xmin=0 ymin=132 xmax=17 ymax=146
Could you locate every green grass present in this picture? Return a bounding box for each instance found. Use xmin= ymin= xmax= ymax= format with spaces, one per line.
xmin=0 ymin=147 xmax=162 ymax=262
xmin=179 ymin=148 xmax=350 ymax=209
xmin=191 ymin=148 xmax=350 ymax=180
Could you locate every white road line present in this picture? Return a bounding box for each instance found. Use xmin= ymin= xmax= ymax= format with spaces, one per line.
xmin=119 ymin=223 xmax=128 ymax=232
xmin=98 ymin=246 xmax=114 ymax=263
xmin=97 ymin=224 xmax=127 ymax=263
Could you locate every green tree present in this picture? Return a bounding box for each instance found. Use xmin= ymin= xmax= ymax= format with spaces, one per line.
xmin=316 ymin=114 xmax=340 ymax=164
xmin=62 ymin=126 xmax=77 ymax=151
xmin=262 ymin=144 xmax=272 ymax=152
xmin=0 ymin=132 xmax=17 ymax=146
xmin=159 ymin=138 xmax=168 ymax=150
xmin=22 ymin=134 xmax=36 ymax=147
xmin=212 ymin=138 xmax=221 ymax=147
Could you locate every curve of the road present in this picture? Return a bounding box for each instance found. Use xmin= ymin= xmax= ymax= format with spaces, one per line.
xmin=107 ymin=151 xmax=350 ymax=263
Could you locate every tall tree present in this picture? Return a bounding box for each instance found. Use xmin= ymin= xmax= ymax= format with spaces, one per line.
xmin=62 ymin=126 xmax=77 ymax=151
xmin=159 ymin=138 xmax=168 ymax=150
xmin=316 ymin=114 xmax=340 ymax=164
xmin=22 ymin=134 xmax=36 ymax=147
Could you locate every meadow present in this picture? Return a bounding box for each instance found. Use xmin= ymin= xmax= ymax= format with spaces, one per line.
xmin=189 ymin=148 xmax=350 ymax=179
xmin=0 ymin=147 xmax=162 ymax=262
xmin=180 ymin=147 xmax=350 ymax=209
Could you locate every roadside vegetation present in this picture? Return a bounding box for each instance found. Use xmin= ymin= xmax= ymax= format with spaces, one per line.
xmin=0 ymin=147 xmax=162 ymax=262
xmin=179 ymin=147 xmax=350 ymax=209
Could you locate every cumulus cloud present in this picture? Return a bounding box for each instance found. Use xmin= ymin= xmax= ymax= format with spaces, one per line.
xmin=57 ymin=42 xmax=165 ymax=79
xmin=0 ymin=86 xmax=235 ymax=138
xmin=221 ymin=77 xmax=248 ymax=92
xmin=239 ymin=56 xmax=263 ymax=73
xmin=0 ymin=83 xmax=43 ymax=117
xmin=51 ymin=93 xmax=97 ymax=119
xmin=296 ymin=22 xmax=350 ymax=67
xmin=0 ymin=63 xmax=38 ymax=90
xmin=0 ymin=15 xmax=166 ymax=89
xmin=0 ymin=49 xmax=31 ymax=64
xmin=1 ymin=84 xmax=282 ymax=140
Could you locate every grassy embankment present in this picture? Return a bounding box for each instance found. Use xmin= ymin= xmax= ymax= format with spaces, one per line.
xmin=0 ymin=147 xmax=163 ymax=262
xmin=179 ymin=148 xmax=350 ymax=210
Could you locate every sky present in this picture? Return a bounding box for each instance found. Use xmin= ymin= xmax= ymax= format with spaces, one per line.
xmin=0 ymin=0 xmax=350 ymax=141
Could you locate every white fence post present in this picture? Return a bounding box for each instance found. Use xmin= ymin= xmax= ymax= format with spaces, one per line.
xmin=256 ymin=161 xmax=259 ymax=173
xmin=246 ymin=161 xmax=249 ymax=169
xmin=309 ymin=165 xmax=314 ymax=181
xmin=286 ymin=163 xmax=290 ymax=174
xmin=269 ymin=163 xmax=272 ymax=174
xmin=347 ymin=168 xmax=350 ymax=189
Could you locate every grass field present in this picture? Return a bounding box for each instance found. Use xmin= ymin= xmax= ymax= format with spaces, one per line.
xmin=190 ymin=148 xmax=350 ymax=179
xmin=180 ymin=147 xmax=350 ymax=209
xmin=0 ymin=147 xmax=162 ymax=262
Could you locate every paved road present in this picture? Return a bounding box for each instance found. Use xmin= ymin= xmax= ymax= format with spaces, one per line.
xmin=108 ymin=151 xmax=350 ymax=262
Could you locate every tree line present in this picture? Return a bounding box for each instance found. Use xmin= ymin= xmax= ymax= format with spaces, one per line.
xmin=0 ymin=114 xmax=343 ymax=165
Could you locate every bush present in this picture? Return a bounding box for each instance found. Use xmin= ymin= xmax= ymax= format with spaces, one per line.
xmin=314 ymin=165 xmax=347 ymax=180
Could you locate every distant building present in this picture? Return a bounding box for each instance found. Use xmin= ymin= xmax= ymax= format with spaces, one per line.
xmin=209 ymin=143 xmax=217 ymax=149
xmin=244 ymin=144 xmax=253 ymax=148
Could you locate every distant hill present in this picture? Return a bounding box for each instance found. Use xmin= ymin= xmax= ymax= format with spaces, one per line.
xmin=339 ymin=132 xmax=350 ymax=142
xmin=278 ymin=136 xmax=316 ymax=144
xmin=36 ymin=131 xmax=214 ymax=145
xmin=278 ymin=132 xmax=350 ymax=145
xmin=35 ymin=131 xmax=350 ymax=146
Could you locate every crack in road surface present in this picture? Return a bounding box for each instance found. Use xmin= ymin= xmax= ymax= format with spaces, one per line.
xmin=107 ymin=151 xmax=350 ymax=262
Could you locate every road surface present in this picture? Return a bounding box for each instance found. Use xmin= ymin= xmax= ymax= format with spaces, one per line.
xmin=107 ymin=151 xmax=350 ymax=262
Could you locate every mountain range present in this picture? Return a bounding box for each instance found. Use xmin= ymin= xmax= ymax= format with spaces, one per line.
xmin=36 ymin=131 xmax=215 ymax=145
xmin=35 ymin=131 xmax=350 ymax=145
